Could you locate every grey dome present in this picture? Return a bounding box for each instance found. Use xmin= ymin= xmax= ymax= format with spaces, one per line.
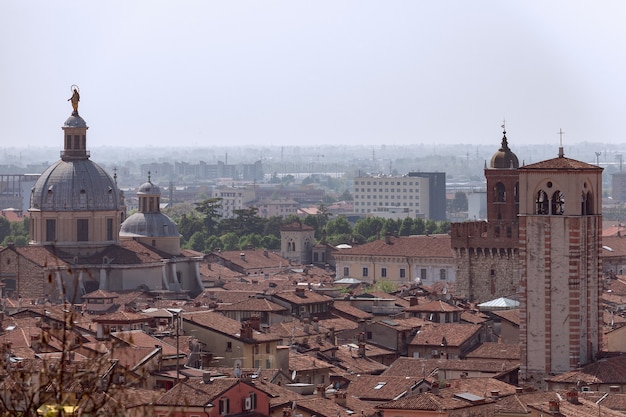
xmin=30 ymin=159 xmax=120 ymax=211
xmin=120 ymin=213 xmax=180 ymax=237
xmin=64 ymin=114 xmax=87 ymax=128
xmin=138 ymin=181 xmax=161 ymax=195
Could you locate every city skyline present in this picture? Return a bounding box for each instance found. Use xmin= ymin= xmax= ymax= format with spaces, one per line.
xmin=2 ymin=1 xmax=626 ymax=148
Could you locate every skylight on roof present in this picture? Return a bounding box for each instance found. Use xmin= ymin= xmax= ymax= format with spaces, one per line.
xmin=374 ymin=382 xmax=387 ymax=389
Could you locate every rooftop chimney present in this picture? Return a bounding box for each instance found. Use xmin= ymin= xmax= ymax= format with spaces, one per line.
xmin=240 ymin=253 xmax=246 ymax=262
xmin=566 ymin=389 xmax=580 ymax=404
xmin=549 ymin=400 xmax=560 ymax=412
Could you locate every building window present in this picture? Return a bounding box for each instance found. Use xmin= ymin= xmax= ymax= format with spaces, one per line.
xmin=420 ymin=269 xmax=427 ymax=281
xmin=77 ymin=219 xmax=89 ymax=242
xmin=494 ymin=182 xmax=506 ymax=202
xmin=440 ymin=269 xmax=447 ymax=280
xmin=219 ymin=398 xmax=229 ymax=415
xmin=343 ymin=266 xmax=349 ymax=277
xmin=226 ymin=341 xmax=232 ymax=352
xmin=266 ymin=343 xmax=270 ymax=353
xmin=362 ymin=267 xmax=369 ymax=277
xmin=46 ymin=219 xmax=56 ymax=242
xmin=381 ymin=268 xmax=387 ymax=278
xmin=400 ymin=268 xmax=406 ymax=278
xmin=107 ymin=218 xmax=114 ymax=241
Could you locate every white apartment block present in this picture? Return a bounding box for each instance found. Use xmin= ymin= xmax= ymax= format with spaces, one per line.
xmin=353 ymin=175 xmax=430 ymax=218
xmin=212 ymin=186 xmax=256 ymax=219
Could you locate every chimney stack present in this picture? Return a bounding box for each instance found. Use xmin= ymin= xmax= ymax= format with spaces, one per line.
xmin=548 ymin=400 xmax=560 ymax=412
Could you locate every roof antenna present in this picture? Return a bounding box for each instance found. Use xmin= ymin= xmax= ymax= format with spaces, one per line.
xmin=558 ymin=128 xmax=564 ymax=158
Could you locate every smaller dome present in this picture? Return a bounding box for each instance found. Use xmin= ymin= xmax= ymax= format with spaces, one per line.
xmin=64 ymin=114 xmax=87 ymax=128
xmin=138 ymin=181 xmax=161 ymax=195
xmin=490 ymin=131 xmax=519 ymax=169
xmin=120 ymin=213 xmax=180 ymax=238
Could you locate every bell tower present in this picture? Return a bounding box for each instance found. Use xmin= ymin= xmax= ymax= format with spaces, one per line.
xmin=518 ymin=144 xmax=602 ymax=386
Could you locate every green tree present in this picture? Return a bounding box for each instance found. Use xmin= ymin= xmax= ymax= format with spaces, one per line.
xmin=0 ymin=217 xmax=12 ymax=241
xmin=220 ymin=232 xmax=239 ymax=251
xmin=178 ymin=213 xmax=204 ymax=242
xmin=238 ymin=233 xmax=262 ymax=250
xmin=194 ymin=197 xmax=223 ymax=234
xmin=325 ymin=216 xmax=352 ymax=237
xmin=399 ymin=217 xmax=414 ymax=236
xmin=353 ymin=217 xmax=384 ymax=241
xmin=187 ymin=231 xmax=207 ymax=252
xmin=205 ymin=235 xmax=222 ymax=252
xmin=261 ymin=235 xmax=280 ymax=249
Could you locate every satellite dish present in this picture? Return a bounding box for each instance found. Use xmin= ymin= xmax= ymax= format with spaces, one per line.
xmin=291 ymin=370 xmax=297 ymax=381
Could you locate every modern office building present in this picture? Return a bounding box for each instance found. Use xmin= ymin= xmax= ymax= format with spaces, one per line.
xmin=353 ymin=172 xmax=445 ymax=220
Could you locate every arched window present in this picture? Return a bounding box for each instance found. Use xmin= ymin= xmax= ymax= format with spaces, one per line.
xmin=551 ymin=191 xmax=564 ymax=215
xmin=514 ymin=182 xmax=519 ymax=203
xmin=581 ymin=191 xmax=593 ymax=215
xmin=536 ymin=190 xmax=549 ymax=214
xmin=287 ymin=239 xmax=295 ymax=252
xmin=494 ymin=182 xmax=506 ymax=202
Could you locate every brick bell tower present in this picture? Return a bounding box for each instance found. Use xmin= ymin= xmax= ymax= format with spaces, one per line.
xmin=451 ymin=126 xmax=520 ymax=302
xmin=518 ymin=142 xmax=602 ymax=386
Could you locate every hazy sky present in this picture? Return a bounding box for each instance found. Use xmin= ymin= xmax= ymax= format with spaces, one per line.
xmin=2 ymin=1 xmax=626 ymax=149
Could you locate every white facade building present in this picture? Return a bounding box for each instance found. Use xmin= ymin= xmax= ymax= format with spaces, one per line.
xmin=353 ymin=175 xmax=430 ymax=218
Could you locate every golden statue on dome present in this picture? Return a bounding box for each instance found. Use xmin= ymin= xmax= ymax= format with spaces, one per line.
xmin=68 ymin=85 xmax=80 ymax=114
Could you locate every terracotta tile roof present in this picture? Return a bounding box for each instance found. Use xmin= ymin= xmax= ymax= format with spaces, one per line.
xmin=289 ymin=351 xmax=335 ymax=372
xmin=347 ymin=374 xmax=424 ymax=401
xmin=334 ymin=234 xmax=452 ymax=258
xmin=601 ymin=236 xmax=626 ymax=261
xmin=526 ymin=394 xmax=625 ymax=417
xmin=272 ymin=289 xmax=334 ymax=305
xmin=317 ymin=316 xmax=360 ymax=333
xmin=460 ymin=310 xmax=490 ymax=324
xmin=194 ymin=289 xmax=260 ymax=305
xmin=109 ymin=345 xmax=158 ymax=369
xmin=603 ymin=225 xmax=626 ymax=237
xmin=182 ymin=310 xmax=281 ymax=343
xmin=605 ymin=277 xmax=626 ymax=295
xmin=211 ymin=249 xmax=290 ymax=270
xmin=521 ymin=155 xmax=601 ymax=170
xmin=376 ymin=392 xmax=469 ymax=411
xmin=405 ymin=299 xmax=464 ymax=313
xmin=463 ymin=342 xmax=520 ymax=361
xmin=489 ymin=308 xmax=520 ymax=326
xmin=545 ymin=356 xmax=626 ymax=384
xmin=12 ymin=246 xmax=69 ymax=268
xmin=383 ymin=357 xmax=518 ymax=376
xmin=409 ymin=323 xmax=482 ymax=347
xmin=295 ymin=395 xmax=378 ymax=417
xmin=83 ymin=289 xmax=119 ymax=299
xmin=198 ymin=261 xmax=244 ymax=280
xmin=112 ymin=330 xmax=179 ymax=356
xmin=371 ymin=316 xmax=428 ymax=332
xmin=332 ymin=300 xmax=375 ymax=320
xmin=93 ymin=311 xmax=148 ymax=323
xmin=215 ymin=297 xmax=287 ymax=312
xmin=0 ymin=209 xmax=25 ymax=222
xmin=329 ymin=344 xmax=389 ymax=374
xmin=155 ymin=378 xmax=241 ymax=407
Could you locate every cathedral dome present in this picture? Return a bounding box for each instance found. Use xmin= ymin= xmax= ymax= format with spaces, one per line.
xmin=30 ymin=159 xmax=120 ymax=211
xmin=120 ymin=213 xmax=180 ymax=238
xmin=490 ymin=130 xmax=519 ymax=169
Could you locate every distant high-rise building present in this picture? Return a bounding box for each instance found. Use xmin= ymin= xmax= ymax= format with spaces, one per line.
xmin=353 ymin=172 xmax=445 ymax=220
